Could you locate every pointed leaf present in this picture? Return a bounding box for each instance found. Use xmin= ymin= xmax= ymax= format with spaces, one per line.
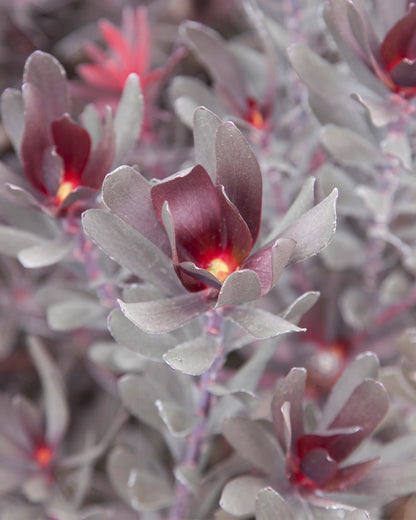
xmin=27 ymin=337 xmax=68 ymax=445
xmin=119 ymin=292 xmax=212 ymax=334
xmin=163 ymin=335 xmax=218 ymax=375
xmin=223 ymin=417 xmax=285 ymax=478
xmin=82 ymin=209 xmax=181 ymax=294
xmin=193 ymin=106 xmax=222 ymax=180
xmin=18 ymin=235 xmax=75 ymax=268
xmin=109 ymin=309 xmax=177 ymax=361
xmin=280 ymin=188 xmax=338 ymax=262
xmin=226 ymin=306 xmax=304 ymax=339
xmin=113 ymin=73 xmax=143 ymax=166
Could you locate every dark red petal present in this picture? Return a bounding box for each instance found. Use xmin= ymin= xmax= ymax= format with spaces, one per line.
xmin=81 ymin=112 xmax=115 ymax=189
xmin=328 ymin=380 xmax=389 ymax=461
xmin=215 ymin=122 xmax=262 ymax=242
xmin=243 ymin=238 xmax=295 ymax=296
xmin=151 ymin=165 xmax=223 ymax=263
xmin=298 ymin=448 xmax=338 ymax=486
xmin=322 ymin=458 xmax=380 ymax=492
xmin=390 ymin=58 xmax=416 ymax=90
xmin=380 ymin=3 xmax=416 ymax=70
xmin=51 ymin=115 xmax=91 ymax=184
xmin=217 ymin=186 xmax=252 ymax=264
xmin=297 ymin=431 xmax=359 ymax=464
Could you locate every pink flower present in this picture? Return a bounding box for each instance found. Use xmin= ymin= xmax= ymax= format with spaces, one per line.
xmin=327 ymin=0 xmax=416 ymax=98
xmin=76 ymin=7 xmax=164 ymax=114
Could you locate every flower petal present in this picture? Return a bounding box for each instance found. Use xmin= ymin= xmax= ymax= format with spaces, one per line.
xmin=215 ymin=122 xmax=262 ymax=242
xmin=51 ymin=115 xmax=91 ymax=182
xmin=328 ymin=380 xmax=389 ymax=460
xmin=217 ymin=185 xmax=253 ymax=264
xmin=151 ymin=165 xmax=223 ymax=263
xmin=319 ymin=352 xmax=380 ymax=430
xmin=323 ymin=458 xmax=380 ymax=492
xmin=243 ymin=238 xmax=295 ymax=296
xmin=81 ymin=109 xmax=115 ymax=188
xmin=380 ymin=4 xmax=416 ymax=72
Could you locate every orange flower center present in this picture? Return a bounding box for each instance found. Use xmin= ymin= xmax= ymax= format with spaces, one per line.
xmin=55 ymin=179 xmax=78 ymax=205
xmin=206 ymin=257 xmax=232 ymax=283
xmin=34 ymin=444 xmax=54 ymax=468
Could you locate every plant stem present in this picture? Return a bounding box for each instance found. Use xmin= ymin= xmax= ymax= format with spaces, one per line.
xmin=168 ymin=310 xmax=225 ymax=520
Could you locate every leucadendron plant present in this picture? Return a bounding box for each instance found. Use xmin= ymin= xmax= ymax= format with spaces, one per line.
xmin=1 ymin=1 xmax=416 ymax=519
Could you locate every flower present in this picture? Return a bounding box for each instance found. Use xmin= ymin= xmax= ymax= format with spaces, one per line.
xmin=221 ymin=353 xmax=401 ymax=518
xmin=1 ymin=50 xmax=115 ymax=215
xmin=75 ymin=6 xmax=171 ymax=122
xmin=326 ymin=0 xmax=416 ymax=97
xmin=171 ymin=13 xmax=278 ymax=132
xmin=0 ymin=337 xmax=68 ymax=498
xmin=83 ymin=109 xmax=337 ymax=334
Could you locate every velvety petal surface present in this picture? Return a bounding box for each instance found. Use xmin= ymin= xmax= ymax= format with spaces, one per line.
xmin=51 ymin=115 xmax=91 ymax=184
xmin=380 ymin=4 xmax=416 ymax=71
xmin=151 ymin=165 xmax=223 ymax=263
xmin=215 ymin=122 xmax=263 ymax=242
xmin=81 ymin=110 xmax=115 ymax=188
xmin=243 ymin=238 xmax=295 ymax=296
xmin=327 ymin=380 xmax=389 ymax=461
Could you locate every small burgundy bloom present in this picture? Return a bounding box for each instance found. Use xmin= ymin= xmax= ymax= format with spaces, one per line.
xmin=327 ymin=0 xmax=416 ymax=97
xmin=272 ymin=359 xmax=389 ymax=495
xmin=379 ymin=3 xmax=416 ymax=96
xmin=222 ymin=354 xmax=393 ymax=518
xmin=2 ymin=50 xmax=115 ymax=215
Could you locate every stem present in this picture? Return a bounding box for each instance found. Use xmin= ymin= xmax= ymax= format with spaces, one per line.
xmin=168 ymin=310 xmax=225 ymax=520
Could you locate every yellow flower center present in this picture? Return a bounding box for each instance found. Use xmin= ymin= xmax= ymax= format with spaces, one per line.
xmin=206 ymin=257 xmax=231 ymax=283
xmin=56 ymin=180 xmax=77 ymax=204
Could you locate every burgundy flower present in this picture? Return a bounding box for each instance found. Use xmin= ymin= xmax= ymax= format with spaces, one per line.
xmin=149 ymin=159 xmax=265 ymax=294
xmin=221 ymin=353 xmax=392 ymax=517
xmin=274 ymin=366 xmax=387 ymax=494
xmin=1 ymin=51 xmax=115 ymax=215
xmin=83 ymin=111 xmax=337 ymax=335
xmin=326 ymin=0 xmax=416 ymax=97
